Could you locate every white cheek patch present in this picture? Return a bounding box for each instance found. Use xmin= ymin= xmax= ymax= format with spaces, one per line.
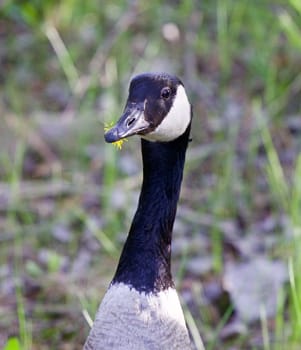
xmin=143 ymin=85 xmax=191 ymax=142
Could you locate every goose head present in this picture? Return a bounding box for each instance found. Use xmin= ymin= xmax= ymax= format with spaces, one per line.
xmin=104 ymin=72 xmax=192 ymax=143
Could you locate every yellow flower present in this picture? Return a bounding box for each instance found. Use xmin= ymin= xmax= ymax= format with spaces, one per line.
xmin=104 ymin=122 xmax=127 ymax=150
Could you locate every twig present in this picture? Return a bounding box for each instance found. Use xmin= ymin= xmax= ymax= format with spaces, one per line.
xmin=44 ymin=22 xmax=79 ymax=94
xmin=63 ymin=3 xmax=141 ymax=111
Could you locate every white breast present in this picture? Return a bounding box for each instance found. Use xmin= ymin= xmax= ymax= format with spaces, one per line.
xmin=84 ymin=283 xmax=191 ymax=350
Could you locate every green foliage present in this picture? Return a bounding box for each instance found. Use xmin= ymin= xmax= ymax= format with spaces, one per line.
xmin=4 ymin=338 xmax=21 ymax=350
xmin=2 ymin=0 xmax=57 ymax=26
xmin=256 ymin=107 xmax=289 ymax=211
xmin=259 ymin=117 xmax=301 ymax=347
xmin=288 ymin=153 xmax=301 ymax=343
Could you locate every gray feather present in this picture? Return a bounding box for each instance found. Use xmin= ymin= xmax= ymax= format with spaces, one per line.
xmin=84 ymin=283 xmax=191 ymax=350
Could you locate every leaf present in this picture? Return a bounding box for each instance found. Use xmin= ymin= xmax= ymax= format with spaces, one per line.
xmin=3 ymin=338 xmax=21 ymax=350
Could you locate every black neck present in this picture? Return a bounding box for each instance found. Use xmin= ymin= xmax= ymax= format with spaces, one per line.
xmin=112 ymin=124 xmax=191 ymax=293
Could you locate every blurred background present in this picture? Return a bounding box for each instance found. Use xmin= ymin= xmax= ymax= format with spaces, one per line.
xmin=1 ymin=1 xmax=301 ymax=349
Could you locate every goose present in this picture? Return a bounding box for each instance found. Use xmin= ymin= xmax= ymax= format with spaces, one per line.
xmin=84 ymin=72 xmax=193 ymax=350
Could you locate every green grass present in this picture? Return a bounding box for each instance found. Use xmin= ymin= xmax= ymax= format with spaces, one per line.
xmin=6 ymin=143 xmax=32 ymax=350
xmin=257 ymin=106 xmax=301 ymax=349
xmin=1 ymin=0 xmax=301 ymax=349
xmin=288 ymin=153 xmax=301 ymax=345
xmin=3 ymin=337 xmax=22 ymax=350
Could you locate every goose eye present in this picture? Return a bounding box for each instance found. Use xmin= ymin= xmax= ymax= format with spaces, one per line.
xmin=161 ymin=87 xmax=171 ymax=99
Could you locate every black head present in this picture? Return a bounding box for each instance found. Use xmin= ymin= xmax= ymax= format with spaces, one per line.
xmin=104 ymin=72 xmax=191 ymax=143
